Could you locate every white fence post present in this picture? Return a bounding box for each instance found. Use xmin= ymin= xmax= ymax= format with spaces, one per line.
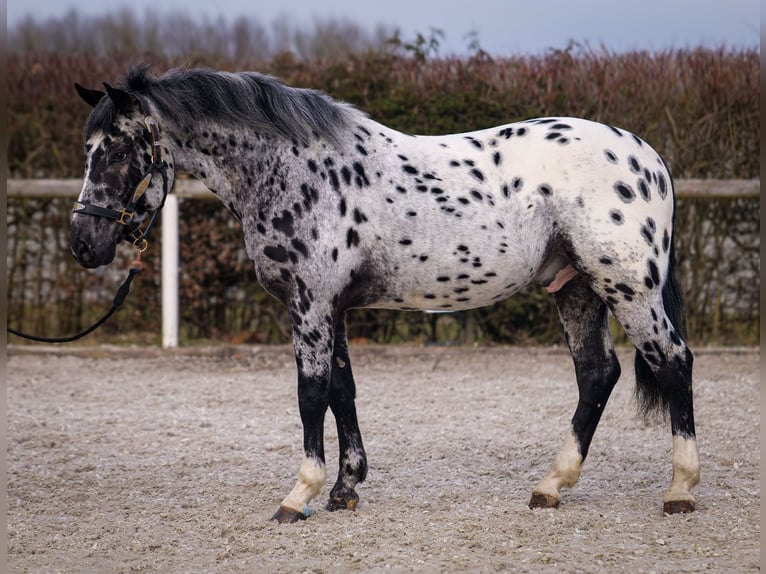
xmin=161 ymin=193 xmax=179 ymax=348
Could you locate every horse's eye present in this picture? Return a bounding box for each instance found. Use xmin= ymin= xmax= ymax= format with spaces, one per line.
xmin=110 ymin=151 xmax=128 ymax=163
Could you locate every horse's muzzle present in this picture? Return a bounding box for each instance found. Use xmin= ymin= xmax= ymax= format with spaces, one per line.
xmin=70 ymin=227 xmax=118 ymax=269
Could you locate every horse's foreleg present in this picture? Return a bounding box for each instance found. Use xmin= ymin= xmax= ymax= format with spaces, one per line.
xmin=530 ymin=276 xmax=621 ymax=509
xmin=272 ymin=308 xmax=334 ymax=523
xmin=327 ymin=315 xmax=368 ymax=512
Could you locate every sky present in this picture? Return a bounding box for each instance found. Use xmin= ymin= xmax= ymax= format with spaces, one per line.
xmin=6 ymin=0 xmax=761 ymax=55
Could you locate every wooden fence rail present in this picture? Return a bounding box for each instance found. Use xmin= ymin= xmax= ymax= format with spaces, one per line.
xmin=8 ymin=178 xmax=761 ymax=199
xmin=7 ymin=179 xmax=760 ymax=347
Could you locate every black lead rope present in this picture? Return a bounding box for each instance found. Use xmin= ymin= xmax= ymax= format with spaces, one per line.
xmin=7 ymin=263 xmax=142 ymax=343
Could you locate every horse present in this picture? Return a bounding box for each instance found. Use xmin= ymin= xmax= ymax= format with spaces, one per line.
xmin=71 ymin=67 xmax=699 ymax=522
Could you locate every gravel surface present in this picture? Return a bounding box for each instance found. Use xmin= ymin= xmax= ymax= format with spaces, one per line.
xmin=7 ymin=345 xmax=760 ymax=573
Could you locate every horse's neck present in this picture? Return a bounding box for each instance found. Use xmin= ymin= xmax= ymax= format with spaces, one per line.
xmin=167 ymin=116 xmax=396 ymax=208
xmin=168 ymin=120 xmax=290 ymax=201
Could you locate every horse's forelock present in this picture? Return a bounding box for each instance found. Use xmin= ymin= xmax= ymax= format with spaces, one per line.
xmin=83 ymin=98 xmax=116 ymax=141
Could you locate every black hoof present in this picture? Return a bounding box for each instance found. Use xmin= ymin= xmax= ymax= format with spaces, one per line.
xmin=327 ymin=490 xmax=359 ymax=512
xmin=271 ymin=505 xmax=310 ymax=523
xmin=663 ymin=499 xmax=695 ymax=515
xmin=528 ymin=492 xmax=560 ymax=509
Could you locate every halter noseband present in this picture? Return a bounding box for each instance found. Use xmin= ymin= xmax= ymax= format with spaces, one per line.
xmin=73 ymin=97 xmax=169 ymax=252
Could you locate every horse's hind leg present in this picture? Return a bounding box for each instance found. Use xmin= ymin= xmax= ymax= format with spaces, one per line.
xmin=582 ymin=245 xmax=698 ymax=514
xmin=635 ymin=341 xmax=698 ymax=514
xmin=326 ymin=314 xmax=368 ymax=511
xmin=613 ymin=271 xmax=699 ymax=514
xmin=530 ymin=276 xmax=621 ymax=509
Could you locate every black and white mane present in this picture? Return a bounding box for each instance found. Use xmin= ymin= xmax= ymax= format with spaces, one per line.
xmin=86 ymin=67 xmax=361 ymax=146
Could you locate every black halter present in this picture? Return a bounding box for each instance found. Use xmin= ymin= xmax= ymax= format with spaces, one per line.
xmin=72 ymin=97 xmax=169 ymax=252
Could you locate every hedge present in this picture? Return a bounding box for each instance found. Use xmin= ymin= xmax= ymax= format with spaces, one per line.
xmin=6 ymin=47 xmax=760 ymax=345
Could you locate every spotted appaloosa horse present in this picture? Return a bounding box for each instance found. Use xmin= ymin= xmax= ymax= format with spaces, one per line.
xmin=71 ymin=67 xmax=699 ymax=522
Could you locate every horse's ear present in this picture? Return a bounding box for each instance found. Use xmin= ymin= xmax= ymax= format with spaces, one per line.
xmin=74 ymin=83 xmax=106 ymax=108
xmin=103 ymin=82 xmax=138 ymax=112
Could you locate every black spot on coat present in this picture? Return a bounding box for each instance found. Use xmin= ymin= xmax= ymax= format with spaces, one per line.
xmin=638 ymin=179 xmax=651 ymax=201
xmin=614 ymin=181 xmax=635 ymax=203
xmin=263 ymin=245 xmax=289 ymax=262
xmin=291 ymin=238 xmax=309 ymax=258
xmin=353 ymin=208 xmax=368 ymax=224
xmin=346 ymin=228 xmax=360 ymax=248
xmin=329 ymin=169 xmax=340 ymax=191
xmin=470 ymin=168 xmax=485 ymax=182
xmin=658 ymin=173 xmax=668 ymax=198
xmin=353 ymin=162 xmax=370 ymax=187
xmin=272 ymin=210 xmax=295 ymax=237
xmin=341 ymin=166 xmax=352 ymax=185
xmin=615 ymin=283 xmax=635 ymax=296
xmin=648 ymin=259 xmax=660 ymax=286
xmin=640 ymin=224 xmax=655 ymax=246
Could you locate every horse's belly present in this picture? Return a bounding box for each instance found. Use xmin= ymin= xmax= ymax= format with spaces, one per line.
xmin=355 ymin=199 xmax=558 ymax=312
xmin=371 ymin=287 xmax=520 ymax=313
xmin=366 ymin=248 xmax=540 ymax=312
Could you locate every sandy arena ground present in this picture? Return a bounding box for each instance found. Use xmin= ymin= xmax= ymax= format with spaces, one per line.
xmin=7 ymin=344 xmax=760 ymax=573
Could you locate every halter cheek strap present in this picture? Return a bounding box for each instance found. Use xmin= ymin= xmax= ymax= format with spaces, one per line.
xmin=73 ymin=104 xmax=169 ymax=252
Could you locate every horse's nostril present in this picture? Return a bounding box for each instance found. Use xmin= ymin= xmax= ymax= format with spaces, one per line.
xmin=71 ymin=239 xmax=94 ymax=265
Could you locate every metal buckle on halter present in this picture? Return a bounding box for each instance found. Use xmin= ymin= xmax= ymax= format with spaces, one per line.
xmin=132 ymin=236 xmax=149 ymax=252
xmin=117 ymin=208 xmax=135 ymax=225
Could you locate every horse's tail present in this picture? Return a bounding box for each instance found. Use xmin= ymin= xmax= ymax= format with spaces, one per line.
xmin=634 ymin=176 xmax=688 ymax=419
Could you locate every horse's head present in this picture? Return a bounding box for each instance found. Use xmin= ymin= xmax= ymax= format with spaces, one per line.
xmin=71 ymin=82 xmax=174 ymax=268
